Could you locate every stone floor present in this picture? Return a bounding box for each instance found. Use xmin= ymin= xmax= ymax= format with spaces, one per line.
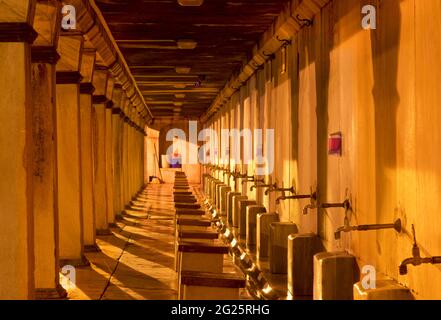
xmin=61 ymin=183 xmax=251 ymax=300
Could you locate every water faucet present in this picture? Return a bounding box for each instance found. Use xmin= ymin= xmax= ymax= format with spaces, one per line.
xmin=264 ymin=183 xmax=278 ymax=195
xmin=276 ymin=191 xmax=317 ymax=205
xmin=230 ymin=170 xmax=242 ymax=179
xmin=266 ymin=185 xmax=295 ymax=195
xmin=320 ymin=199 xmax=351 ymax=211
xmin=251 ymin=182 xmax=273 ymax=192
xmin=237 ymin=172 xmax=250 ymax=179
xmin=240 ymin=175 xmax=255 ymax=184
xmin=303 ymin=203 xmax=317 ymax=215
xmin=399 ymin=225 xmax=441 ymax=275
xmin=334 ymin=217 xmax=402 ymax=240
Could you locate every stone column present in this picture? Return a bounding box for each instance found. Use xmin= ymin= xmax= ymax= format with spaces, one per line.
xmin=117 ymin=96 xmax=127 ymax=211
xmin=92 ymin=68 xmax=111 ymax=235
xmin=0 ymin=0 xmax=37 ymax=300
xmin=79 ymin=48 xmax=98 ymax=252
xmin=121 ymin=102 xmax=130 ymax=206
xmin=112 ymin=87 xmax=124 ymax=215
xmin=126 ymin=113 xmax=132 ymax=200
xmin=30 ymin=0 xmax=67 ymax=299
xmin=129 ymin=112 xmax=136 ymax=200
xmin=55 ymin=32 xmax=88 ymax=267
xmin=137 ymin=118 xmax=145 ymax=190
xmin=143 ymin=124 xmax=149 ymax=185
xmin=105 ymin=77 xmax=115 ymax=226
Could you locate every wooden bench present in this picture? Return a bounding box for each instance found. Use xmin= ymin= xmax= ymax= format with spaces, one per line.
xmin=174 ymin=188 xmax=191 ymax=193
xmin=174 ymin=191 xmax=193 ymax=195
xmin=176 ymin=209 xmax=205 ymax=216
xmin=175 ymin=203 xmax=201 ymax=210
xmin=180 ymin=271 xmax=246 ymax=300
xmin=174 ymin=196 xmax=197 ymax=203
xmin=177 ymin=240 xmax=230 ymax=298
xmin=176 ymin=218 xmax=212 ymax=232
xmin=177 ymin=241 xmax=228 ymax=272
xmin=178 ymin=230 xmax=219 ymax=240
xmin=177 ymin=218 xmax=211 ymax=227
xmin=174 ymin=230 xmax=220 ymax=271
xmin=175 ymin=184 xmax=190 ymax=189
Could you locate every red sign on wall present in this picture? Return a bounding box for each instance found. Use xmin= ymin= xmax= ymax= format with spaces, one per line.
xmin=328 ymin=132 xmax=343 ymax=156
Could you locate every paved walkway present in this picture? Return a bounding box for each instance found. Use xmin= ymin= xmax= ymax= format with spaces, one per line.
xmin=62 ymin=183 xmax=251 ymax=300
xmin=64 ymin=184 xmax=178 ymax=300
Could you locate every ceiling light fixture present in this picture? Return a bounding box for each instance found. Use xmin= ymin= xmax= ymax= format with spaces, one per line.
xmin=174 ymin=84 xmax=187 ymax=89
xmin=178 ymin=0 xmax=204 ymax=6
xmin=175 ymin=93 xmax=186 ymax=99
xmin=177 ymin=39 xmax=198 ymax=50
xmin=175 ymin=67 xmax=191 ymax=74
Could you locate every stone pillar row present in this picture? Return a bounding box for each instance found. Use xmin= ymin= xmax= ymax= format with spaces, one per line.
xmin=0 ymin=0 xmax=149 ymax=299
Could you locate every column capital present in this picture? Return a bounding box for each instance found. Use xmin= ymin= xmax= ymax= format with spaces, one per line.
xmin=31 ymin=46 xmax=60 ymax=64
xmin=92 ymin=95 xmax=108 ymax=104
xmin=56 ymin=32 xmax=84 ymax=73
xmin=56 ymin=71 xmax=83 ymax=84
xmin=0 ymin=23 xmax=37 ymax=43
xmin=32 ymin=0 xmax=62 ymax=48
xmin=80 ymin=83 xmax=95 ymax=95
xmin=105 ymin=101 xmax=114 ymax=109
xmin=80 ymin=48 xmax=96 ymax=85
xmin=92 ymin=67 xmax=109 ymax=97
xmin=112 ymin=107 xmax=122 ymax=115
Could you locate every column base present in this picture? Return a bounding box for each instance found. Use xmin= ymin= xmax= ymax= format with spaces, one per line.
xmin=96 ymin=228 xmax=112 ymax=236
xmin=84 ymin=243 xmax=101 ymax=253
xmin=59 ymin=255 xmax=90 ymax=268
xmin=35 ymin=284 xmax=68 ymax=300
xmin=115 ymin=212 xmax=125 ymax=221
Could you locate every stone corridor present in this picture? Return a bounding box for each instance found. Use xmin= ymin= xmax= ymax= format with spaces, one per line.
xmin=2 ymin=0 xmax=441 ymax=301
xmin=65 ymin=184 xmax=178 ymax=300
xmin=64 ymin=183 xmax=250 ymax=300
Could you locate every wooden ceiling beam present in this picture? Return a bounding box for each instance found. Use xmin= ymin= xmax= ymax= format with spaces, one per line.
xmin=95 ymin=0 xmax=291 ymax=118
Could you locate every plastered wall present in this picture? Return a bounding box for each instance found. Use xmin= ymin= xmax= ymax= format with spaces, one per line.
xmin=157 ymin=121 xmax=201 ymax=183
xmin=206 ymin=0 xmax=441 ymax=299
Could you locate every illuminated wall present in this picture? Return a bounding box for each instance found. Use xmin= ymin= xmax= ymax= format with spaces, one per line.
xmin=207 ymin=0 xmax=441 ymax=299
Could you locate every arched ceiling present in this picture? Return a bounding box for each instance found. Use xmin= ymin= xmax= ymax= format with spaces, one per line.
xmin=95 ymin=0 xmax=290 ymax=120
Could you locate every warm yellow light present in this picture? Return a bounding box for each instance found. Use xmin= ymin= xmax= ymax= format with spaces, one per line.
xmin=175 ymin=67 xmax=191 ymax=74
xmin=178 ymin=0 xmax=204 ymax=6
xmin=262 ymin=284 xmax=273 ymax=295
xmin=177 ymin=39 xmax=198 ymax=49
